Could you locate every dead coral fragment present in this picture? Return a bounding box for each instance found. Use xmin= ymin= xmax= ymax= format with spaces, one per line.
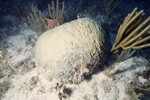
xmin=111 ymin=8 xmax=150 ymax=53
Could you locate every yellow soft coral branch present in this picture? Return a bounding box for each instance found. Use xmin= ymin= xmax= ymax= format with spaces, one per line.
xmin=111 ymin=8 xmax=150 ymax=53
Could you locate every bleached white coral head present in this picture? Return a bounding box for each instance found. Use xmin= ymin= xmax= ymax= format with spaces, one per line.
xmin=34 ymin=18 xmax=107 ymax=83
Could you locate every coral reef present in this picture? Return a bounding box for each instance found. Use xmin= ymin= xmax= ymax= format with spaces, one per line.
xmin=0 ymin=1 xmax=150 ymax=100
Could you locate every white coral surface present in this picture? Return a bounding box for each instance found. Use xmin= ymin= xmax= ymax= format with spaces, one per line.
xmin=34 ymin=18 xmax=106 ymax=83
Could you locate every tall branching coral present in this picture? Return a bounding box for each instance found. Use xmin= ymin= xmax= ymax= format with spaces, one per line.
xmin=46 ymin=0 xmax=64 ymax=29
xmin=111 ymin=8 xmax=150 ymax=53
xmin=27 ymin=0 xmax=65 ymax=34
xmin=106 ymin=8 xmax=150 ymax=77
xmin=27 ymin=5 xmax=47 ymax=34
xmin=48 ymin=0 xmax=64 ymax=19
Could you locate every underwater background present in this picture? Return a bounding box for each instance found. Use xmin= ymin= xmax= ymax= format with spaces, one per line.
xmin=0 ymin=0 xmax=150 ymax=100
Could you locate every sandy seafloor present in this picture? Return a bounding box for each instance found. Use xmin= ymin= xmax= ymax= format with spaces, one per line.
xmin=0 ymin=0 xmax=150 ymax=100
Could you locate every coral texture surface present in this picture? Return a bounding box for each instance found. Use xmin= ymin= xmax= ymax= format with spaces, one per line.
xmin=34 ymin=18 xmax=107 ymax=83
